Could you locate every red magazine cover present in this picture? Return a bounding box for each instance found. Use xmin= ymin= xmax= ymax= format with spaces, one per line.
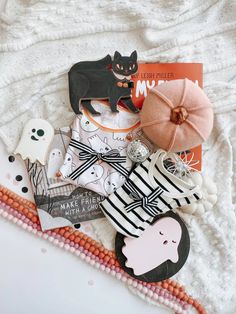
xmin=131 ymin=63 xmax=203 ymax=171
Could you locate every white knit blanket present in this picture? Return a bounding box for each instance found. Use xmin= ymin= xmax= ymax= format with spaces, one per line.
xmin=0 ymin=0 xmax=236 ymax=313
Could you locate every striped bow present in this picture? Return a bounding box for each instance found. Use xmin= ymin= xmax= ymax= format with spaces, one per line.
xmin=124 ymin=181 xmax=163 ymax=217
xmin=68 ymin=139 xmax=129 ymax=180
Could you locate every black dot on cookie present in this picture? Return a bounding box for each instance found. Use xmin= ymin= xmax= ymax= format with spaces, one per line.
xmin=74 ymin=223 xmax=81 ymax=229
xmin=37 ymin=129 xmax=45 ymax=137
xmin=16 ymin=175 xmax=23 ymax=181
xmin=22 ymin=187 xmax=28 ymax=193
xmin=8 ymin=155 xmax=15 ymax=162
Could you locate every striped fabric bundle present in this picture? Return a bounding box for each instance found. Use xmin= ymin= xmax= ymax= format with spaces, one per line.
xmin=100 ymin=149 xmax=202 ymax=238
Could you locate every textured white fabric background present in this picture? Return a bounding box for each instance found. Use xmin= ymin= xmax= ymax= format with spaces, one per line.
xmin=0 ymin=0 xmax=236 ymax=313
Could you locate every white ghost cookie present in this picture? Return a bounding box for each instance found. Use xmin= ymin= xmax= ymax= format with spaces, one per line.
xmin=14 ymin=119 xmax=54 ymax=165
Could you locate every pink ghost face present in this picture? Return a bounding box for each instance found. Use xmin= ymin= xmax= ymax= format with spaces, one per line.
xmin=122 ymin=217 xmax=182 ymax=276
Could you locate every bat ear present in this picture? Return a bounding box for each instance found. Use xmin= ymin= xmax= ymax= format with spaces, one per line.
xmin=130 ymin=50 xmax=137 ymax=61
xmin=114 ymin=51 xmax=121 ymax=60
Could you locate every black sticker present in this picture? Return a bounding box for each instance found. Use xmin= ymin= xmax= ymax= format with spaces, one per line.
xmin=115 ymin=211 xmax=190 ymax=283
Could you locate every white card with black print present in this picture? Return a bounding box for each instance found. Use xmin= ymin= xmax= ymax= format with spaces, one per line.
xmin=26 ymin=127 xmax=105 ymax=231
xmin=0 ymin=140 xmax=34 ymax=203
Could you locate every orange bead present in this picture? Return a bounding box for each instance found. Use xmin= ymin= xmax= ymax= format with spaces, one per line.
xmin=27 ymin=212 xmax=33 ymax=219
xmin=32 ymin=216 xmax=38 ymax=223
xmin=69 ymin=234 xmax=75 ymax=241
xmin=74 ymin=237 xmax=81 ymax=244
xmin=89 ymin=246 xmax=95 ymax=253
xmin=18 ymin=205 xmax=24 ymax=211
xmin=168 ymin=286 xmax=174 ymax=293
xmin=79 ymin=239 xmax=86 ymax=246
xmin=188 ymin=298 xmax=194 ymax=305
xmin=7 ymin=198 xmax=13 ymax=205
xmin=178 ymin=291 xmax=185 ymax=299
xmin=13 ymin=201 xmax=19 ymax=208
xmin=64 ymin=231 xmax=70 ymax=238
xmin=163 ymin=282 xmax=168 ymax=289
xmin=99 ymin=252 xmax=105 ymax=259
xmin=173 ymin=288 xmax=179 ymax=296
xmin=109 ymin=258 xmax=115 ymax=265
xmin=59 ymin=229 xmax=65 ymax=236
xmin=2 ymin=195 xmax=8 ymax=201
xmin=23 ymin=208 xmax=29 ymax=215
xmin=104 ymin=256 xmax=110 ymax=263
xmin=114 ymin=261 xmax=120 ymax=267
xmin=93 ymin=249 xmax=99 ymax=256
xmin=84 ymin=243 xmax=90 ymax=250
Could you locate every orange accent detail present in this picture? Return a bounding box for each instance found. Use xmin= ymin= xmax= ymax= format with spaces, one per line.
xmin=170 ymin=106 xmax=189 ymax=125
xmin=83 ymin=101 xmax=140 ymax=134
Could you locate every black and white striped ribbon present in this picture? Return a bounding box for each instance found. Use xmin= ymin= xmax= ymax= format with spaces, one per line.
xmin=124 ymin=180 xmax=163 ymax=217
xmin=68 ymin=139 xmax=129 ymax=180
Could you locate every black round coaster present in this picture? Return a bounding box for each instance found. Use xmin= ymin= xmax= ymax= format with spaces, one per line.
xmin=115 ymin=211 xmax=190 ymax=282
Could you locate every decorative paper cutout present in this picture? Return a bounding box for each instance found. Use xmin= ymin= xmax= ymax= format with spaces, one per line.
xmin=122 ymin=216 xmax=182 ymax=275
xmin=68 ymin=51 xmax=139 ymax=115
xmin=115 ymin=211 xmax=190 ymax=282
xmin=15 ymin=119 xmax=54 ymax=165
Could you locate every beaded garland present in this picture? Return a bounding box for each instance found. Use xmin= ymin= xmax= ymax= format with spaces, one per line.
xmin=0 ymin=184 xmax=206 ymax=314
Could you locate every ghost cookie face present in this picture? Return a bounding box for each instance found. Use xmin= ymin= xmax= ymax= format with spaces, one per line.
xmin=14 ymin=119 xmax=54 ymax=165
xmin=115 ymin=211 xmax=190 ymax=282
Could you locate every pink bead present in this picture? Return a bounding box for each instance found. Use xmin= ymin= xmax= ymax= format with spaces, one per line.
xmin=121 ymin=276 xmax=127 ymax=283
xmin=132 ymin=281 xmax=138 ymax=288
xmin=116 ymin=273 xmax=121 ymax=280
xmin=159 ymin=296 xmax=164 ymax=303
xmin=127 ymin=278 xmax=132 ymax=285
xmin=100 ymin=265 xmax=105 ymax=271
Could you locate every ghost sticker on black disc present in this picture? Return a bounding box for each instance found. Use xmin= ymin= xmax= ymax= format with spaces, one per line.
xmin=115 ymin=211 xmax=190 ymax=282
